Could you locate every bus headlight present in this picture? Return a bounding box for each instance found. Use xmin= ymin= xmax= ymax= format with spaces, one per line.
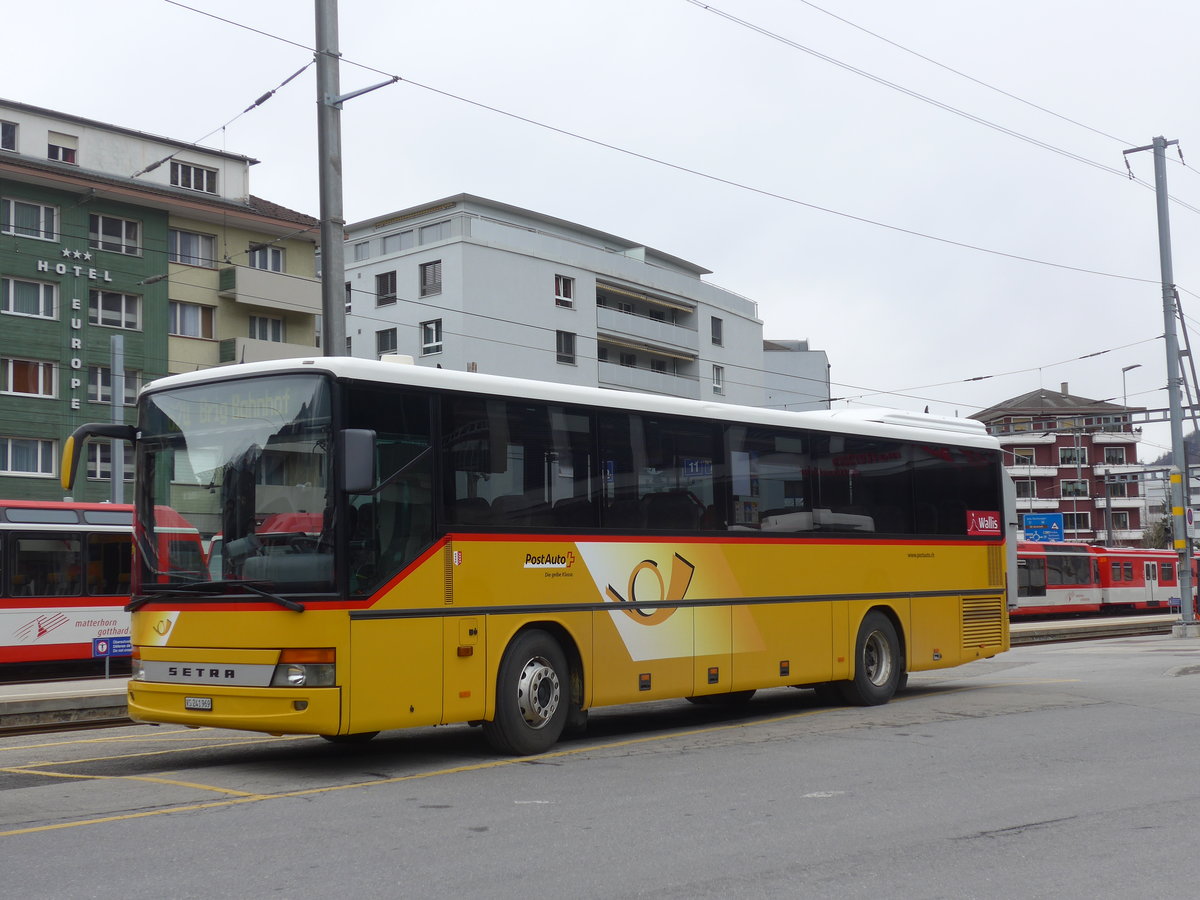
xmin=270 ymin=664 xmax=335 ymax=687
xmin=270 ymin=649 xmax=336 ymax=687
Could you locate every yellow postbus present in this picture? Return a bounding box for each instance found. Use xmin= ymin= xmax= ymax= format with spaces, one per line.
xmin=63 ymin=357 xmax=1013 ymax=755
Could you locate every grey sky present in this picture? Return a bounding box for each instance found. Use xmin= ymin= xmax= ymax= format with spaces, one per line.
xmin=7 ymin=0 xmax=1199 ymax=459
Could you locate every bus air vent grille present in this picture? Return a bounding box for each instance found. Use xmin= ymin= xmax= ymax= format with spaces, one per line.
xmin=962 ymin=596 xmax=1004 ymax=648
xmin=987 ymin=546 xmax=1003 ymax=587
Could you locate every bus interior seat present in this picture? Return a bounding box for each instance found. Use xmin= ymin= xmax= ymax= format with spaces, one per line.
xmin=604 ymin=498 xmax=645 ymax=529
xmin=451 ymin=497 xmax=491 ymax=526
xmin=643 ymin=491 xmax=702 ymax=531
xmin=553 ymin=497 xmax=598 ymax=528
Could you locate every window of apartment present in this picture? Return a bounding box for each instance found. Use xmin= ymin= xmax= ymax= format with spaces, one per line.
xmin=2 ymin=277 xmax=56 ymax=319
xmin=1060 ymin=479 xmax=1089 ymax=498
xmin=419 ymin=260 xmax=443 ymax=297
xmin=89 ymin=214 xmax=140 ymax=255
xmin=89 ymin=290 xmax=141 ymax=330
xmin=1062 ymin=512 xmax=1090 ymax=532
xmin=1107 ymin=480 xmax=1129 ymax=498
xmin=86 ymin=442 xmax=134 ymax=482
xmin=47 ymin=132 xmax=77 ymax=164
xmin=1110 ymin=511 xmax=1131 ymax=531
xmin=167 ymin=229 xmax=216 ymax=267
xmin=376 ymin=271 xmax=397 ymax=305
xmin=711 ymin=316 xmax=723 ymax=346
xmin=170 ymin=161 xmax=218 ymax=194
xmin=556 ymin=330 xmax=576 ymax=364
xmin=87 ymin=366 xmax=139 ymax=405
xmin=353 ymin=241 xmax=370 ymax=261
xmin=345 ymin=337 xmax=352 ymax=355
xmin=555 ymin=275 xmax=574 ymax=308
xmin=650 ymin=359 xmax=667 ymax=374
xmin=382 ymin=231 xmax=415 ymax=254
xmin=248 ymin=245 xmax=284 ymax=271
xmin=0 ymin=436 xmax=55 ymax=477
xmin=620 ymin=352 xmax=637 ymax=368
xmin=1 ymin=357 xmax=56 ymax=397
xmin=421 ymin=319 xmax=443 ymax=355
xmin=1011 ymin=447 xmax=1035 ymax=466
xmin=597 ymin=346 xmax=609 ymax=362
xmin=1 ymin=197 xmax=57 ymax=240
xmin=1 ymin=121 xmax=15 ymax=152
xmin=344 ymin=282 xmax=352 ymax=312
xmin=419 ymin=220 xmax=450 ymax=243
xmin=168 ymin=300 xmax=215 ymax=339
xmin=1058 ymin=446 xmax=1087 ymax=466
xmin=617 ymin=300 xmax=634 ymax=314
xmin=1104 ymin=447 xmax=1126 ymax=465
xmin=376 ymin=328 xmax=397 ymax=358
xmin=713 ymin=364 xmax=725 ymax=395
xmin=249 ymin=316 xmax=283 ymax=343
xmin=1014 ymin=479 xmax=1037 ymax=499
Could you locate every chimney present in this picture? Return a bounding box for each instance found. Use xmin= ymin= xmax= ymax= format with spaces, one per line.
xmin=1060 ymin=382 xmax=1069 ymax=396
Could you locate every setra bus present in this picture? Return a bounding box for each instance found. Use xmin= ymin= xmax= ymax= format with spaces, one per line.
xmin=0 ymin=500 xmax=203 ymax=666
xmin=62 ymin=357 xmax=1014 ymax=754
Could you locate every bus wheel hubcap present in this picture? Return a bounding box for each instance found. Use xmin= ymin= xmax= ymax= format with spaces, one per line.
xmin=864 ymin=631 xmax=893 ymax=686
xmin=516 ymin=656 xmax=560 ymax=728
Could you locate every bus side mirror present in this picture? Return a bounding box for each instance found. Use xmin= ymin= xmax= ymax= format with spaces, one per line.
xmin=61 ymin=423 xmax=138 ymax=491
xmin=339 ymin=429 xmax=376 ymax=494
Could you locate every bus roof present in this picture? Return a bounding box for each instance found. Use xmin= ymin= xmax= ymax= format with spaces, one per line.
xmin=141 ymin=357 xmax=998 ymax=450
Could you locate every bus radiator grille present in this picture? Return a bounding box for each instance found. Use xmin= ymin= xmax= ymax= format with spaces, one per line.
xmin=962 ymin=596 xmax=1004 ymax=648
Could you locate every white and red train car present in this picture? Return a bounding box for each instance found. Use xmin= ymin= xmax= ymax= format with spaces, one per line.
xmin=1015 ymin=541 xmax=1190 ymax=616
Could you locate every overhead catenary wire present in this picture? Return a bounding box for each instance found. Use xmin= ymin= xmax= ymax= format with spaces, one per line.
xmin=157 ymin=0 xmax=1185 ymax=283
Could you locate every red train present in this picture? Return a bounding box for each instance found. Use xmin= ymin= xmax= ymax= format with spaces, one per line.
xmin=1015 ymin=541 xmax=1192 ymax=616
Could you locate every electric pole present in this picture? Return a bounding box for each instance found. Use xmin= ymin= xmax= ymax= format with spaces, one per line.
xmin=1124 ymin=136 xmax=1200 ymax=635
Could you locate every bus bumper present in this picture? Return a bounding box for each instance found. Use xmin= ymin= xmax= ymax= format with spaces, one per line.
xmin=127 ymin=681 xmax=342 ymax=735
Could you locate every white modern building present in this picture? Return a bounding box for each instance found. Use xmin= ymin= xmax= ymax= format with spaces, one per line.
xmin=343 ymin=194 xmax=828 ymax=409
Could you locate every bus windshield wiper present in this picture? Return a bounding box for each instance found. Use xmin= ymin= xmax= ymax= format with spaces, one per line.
xmin=127 ymin=581 xmax=305 ymax=613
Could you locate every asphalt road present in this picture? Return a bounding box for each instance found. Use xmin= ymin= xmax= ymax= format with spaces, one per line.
xmin=4 ymin=633 xmax=1200 ymax=899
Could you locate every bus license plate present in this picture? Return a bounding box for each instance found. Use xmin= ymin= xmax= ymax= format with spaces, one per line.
xmin=184 ymin=697 xmax=213 ymax=711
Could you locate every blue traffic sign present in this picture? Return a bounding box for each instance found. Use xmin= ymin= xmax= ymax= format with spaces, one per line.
xmin=92 ymin=636 xmax=132 ymax=658
xmin=1023 ymin=513 xmax=1064 ymax=543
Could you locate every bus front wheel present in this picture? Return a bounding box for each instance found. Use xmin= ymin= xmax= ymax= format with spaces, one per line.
xmin=483 ymin=629 xmax=569 ymax=755
xmin=839 ymin=611 xmax=903 ymax=706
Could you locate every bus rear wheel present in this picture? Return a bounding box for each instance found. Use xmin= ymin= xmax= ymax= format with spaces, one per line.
xmin=483 ymin=629 xmax=569 ymax=755
xmin=839 ymin=611 xmax=903 ymax=706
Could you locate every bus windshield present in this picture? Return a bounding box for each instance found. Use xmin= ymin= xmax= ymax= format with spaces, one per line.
xmin=137 ymin=373 xmax=334 ymax=594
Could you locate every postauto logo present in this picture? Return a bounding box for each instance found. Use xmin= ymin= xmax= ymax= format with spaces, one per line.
xmin=523 ymin=549 xmax=576 ymax=569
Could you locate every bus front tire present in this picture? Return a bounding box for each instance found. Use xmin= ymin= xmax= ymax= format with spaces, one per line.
xmin=483 ymin=629 xmax=569 ymax=755
xmin=838 ymin=611 xmax=903 ymax=706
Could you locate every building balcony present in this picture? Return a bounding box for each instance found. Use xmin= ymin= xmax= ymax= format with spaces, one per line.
xmin=598 ymin=359 xmax=700 ymax=399
xmin=996 ymin=433 xmax=1057 ymax=444
xmin=219 ymin=266 xmax=321 ymax=316
xmin=219 ymin=337 xmax=320 ymax=365
xmin=1006 ymin=465 xmax=1057 ymax=478
xmin=1093 ymin=497 xmax=1143 ymax=510
xmin=1016 ymin=498 xmax=1060 ymax=510
xmin=595 ymin=306 xmax=698 ymax=356
xmin=1091 ymin=431 xmax=1140 ymax=444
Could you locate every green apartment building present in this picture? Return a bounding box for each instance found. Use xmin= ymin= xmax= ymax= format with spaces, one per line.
xmin=1 ymin=99 xmax=320 ymax=503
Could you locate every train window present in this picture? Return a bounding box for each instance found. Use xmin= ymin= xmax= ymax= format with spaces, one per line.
xmin=1110 ymin=562 xmax=1122 ymax=582
xmin=1017 ymin=558 xmax=1046 ymax=597
xmin=1123 ymin=562 xmax=1133 ymax=580
xmin=1047 ymin=553 xmax=1092 ymax=586
xmin=11 ymin=533 xmax=81 ymax=596
xmin=1161 ymin=562 xmax=1175 ymax=582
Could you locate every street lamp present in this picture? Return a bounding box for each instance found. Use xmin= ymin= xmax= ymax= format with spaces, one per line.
xmin=1121 ymin=363 xmax=1142 ymax=409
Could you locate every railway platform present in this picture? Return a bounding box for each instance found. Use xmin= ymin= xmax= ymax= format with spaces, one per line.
xmin=0 ymin=615 xmax=1182 ymax=733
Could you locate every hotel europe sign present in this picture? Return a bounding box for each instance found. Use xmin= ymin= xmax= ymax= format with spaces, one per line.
xmin=32 ymin=248 xmax=116 ymax=411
